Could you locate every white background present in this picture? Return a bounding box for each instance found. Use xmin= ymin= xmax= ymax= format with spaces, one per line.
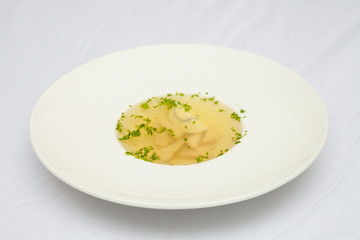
xmin=1 ymin=0 xmax=360 ymax=239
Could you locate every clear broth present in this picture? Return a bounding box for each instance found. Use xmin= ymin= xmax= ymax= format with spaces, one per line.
xmin=116 ymin=94 xmax=243 ymax=165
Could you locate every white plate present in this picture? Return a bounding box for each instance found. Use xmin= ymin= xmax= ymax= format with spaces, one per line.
xmin=30 ymin=44 xmax=328 ymax=209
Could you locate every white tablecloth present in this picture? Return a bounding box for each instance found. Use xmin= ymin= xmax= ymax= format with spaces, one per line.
xmin=1 ymin=1 xmax=359 ymax=239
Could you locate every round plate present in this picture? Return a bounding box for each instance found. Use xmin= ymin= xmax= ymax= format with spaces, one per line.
xmin=30 ymin=44 xmax=328 ymax=209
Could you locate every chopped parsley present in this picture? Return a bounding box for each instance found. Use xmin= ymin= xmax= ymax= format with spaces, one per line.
xmin=140 ymin=99 xmax=152 ymax=109
xmin=217 ymin=149 xmax=229 ymax=157
xmin=152 ymin=97 xmax=192 ymax=112
xmin=195 ymin=152 xmax=209 ymax=163
xmin=181 ymin=103 xmax=192 ymax=112
xmin=199 ymin=95 xmax=218 ymax=104
xmin=126 ymin=146 xmax=160 ymax=162
xmin=118 ymin=129 xmax=140 ymax=140
xmin=230 ymin=112 xmax=241 ymax=122
xmin=116 ymin=120 xmax=123 ymax=133
xmin=118 ymin=114 xmax=174 ymax=140
xmin=231 ymin=127 xmax=247 ymax=144
xmin=154 ymin=97 xmax=178 ymax=109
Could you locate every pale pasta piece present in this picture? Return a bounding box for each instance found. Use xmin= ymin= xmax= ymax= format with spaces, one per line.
xmin=157 ymin=140 xmax=184 ymax=162
xmin=186 ymin=133 xmax=203 ymax=149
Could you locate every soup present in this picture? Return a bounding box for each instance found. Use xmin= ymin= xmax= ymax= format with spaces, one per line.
xmin=116 ymin=93 xmax=246 ymax=165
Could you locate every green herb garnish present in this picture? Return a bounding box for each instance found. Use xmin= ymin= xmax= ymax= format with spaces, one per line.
xmin=153 ymin=96 xmax=192 ymax=112
xmin=231 ymin=127 xmax=247 ymax=144
xmin=217 ymin=149 xmax=229 ymax=157
xmin=230 ymin=112 xmax=241 ymax=122
xmin=195 ymin=152 xmax=209 ymax=162
xmin=118 ymin=114 xmax=174 ymax=140
xmin=140 ymin=99 xmax=152 ymax=109
xmin=126 ymin=146 xmax=160 ymax=162
xmin=116 ymin=120 xmax=123 ymax=133
xmin=140 ymin=103 xmax=149 ymax=109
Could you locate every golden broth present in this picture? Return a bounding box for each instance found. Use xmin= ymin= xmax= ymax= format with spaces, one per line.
xmin=116 ymin=93 xmax=245 ymax=165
